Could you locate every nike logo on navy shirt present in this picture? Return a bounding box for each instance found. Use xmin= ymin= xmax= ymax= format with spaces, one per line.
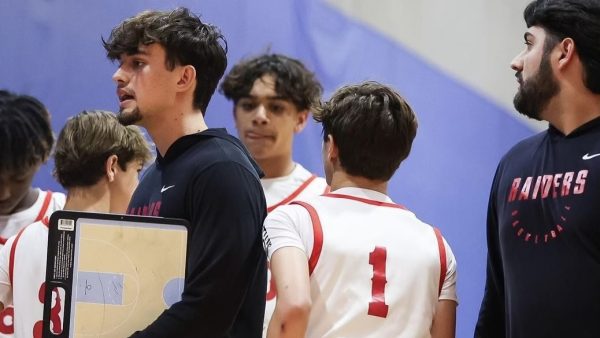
xmin=161 ymin=185 xmax=175 ymax=193
xmin=582 ymin=153 xmax=600 ymax=160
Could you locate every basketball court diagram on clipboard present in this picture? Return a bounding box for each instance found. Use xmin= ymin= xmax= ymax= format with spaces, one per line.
xmin=43 ymin=211 xmax=188 ymax=338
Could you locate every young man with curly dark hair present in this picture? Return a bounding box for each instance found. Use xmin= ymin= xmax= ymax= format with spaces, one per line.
xmin=220 ymin=54 xmax=328 ymax=336
xmin=104 ymin=8 xmax=267 ymax=338
xmin=0 ymin=90 xmax=65 ymax=249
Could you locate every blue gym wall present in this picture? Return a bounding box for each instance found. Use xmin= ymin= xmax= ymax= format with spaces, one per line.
xmin=0 ymin=1 xmax=536 ymax=336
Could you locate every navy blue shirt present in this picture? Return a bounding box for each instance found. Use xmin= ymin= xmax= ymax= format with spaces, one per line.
xmin=476 ymin=117 xmax=600 ymax=338
xmin=129 ymin=129 xmax=267 ymax=338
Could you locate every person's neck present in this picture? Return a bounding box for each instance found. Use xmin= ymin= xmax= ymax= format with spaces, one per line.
xmin=542 ymin=85 xmax=600 ymax=136
xmin=258 ymin=155 xmax=295 ymax=179
xmin=63 ymin=185 xmax=110 ymax=213
xmin=145 ymin=106 xmax=208 ymax=156
xmin=9 ymin=188 xmax=39 ymax=214
xmin=329 ymin=171 xmax=388 ymax=195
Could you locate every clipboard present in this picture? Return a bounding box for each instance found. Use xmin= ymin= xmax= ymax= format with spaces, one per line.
xmin=42 ymin=210 xmax=188 ymax=337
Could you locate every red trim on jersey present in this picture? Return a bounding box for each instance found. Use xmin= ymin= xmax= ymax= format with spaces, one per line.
xmin=7 ymin=191 xmax=53 ymax=286
xmin=433 ymin=227 xmax=447 ymax=296
xmin=35 ymin=190 xmax=53 ymax=222
xmin=267 ymin=175 xmax=318 ymax=213
xmin=9 ymin=226 xmax=28 ymax=286
xmin=290 ymin=201 xmax=323 ymax=276
xmin=323 ymin=193 xmax=407 ymax=210
xmin=0 ymin=191 xmax=52 ymax=245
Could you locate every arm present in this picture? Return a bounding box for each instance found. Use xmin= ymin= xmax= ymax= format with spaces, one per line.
xmin=263 ymin=204 xmax=315 ymax=338
xmin=131 ymin=162 xmax=267 ymax=337
xmin=0 ymin=237 xmax=15 ymax=310
xmin=474 ymin=173 xmax=506 ymax=338
xmin=267 ymin=247 xmax=311 ymax=338
xmin=433 ymin=237 xmax=458 ymax=338
xmin=431 ymin=300 xmax=456 ymax=338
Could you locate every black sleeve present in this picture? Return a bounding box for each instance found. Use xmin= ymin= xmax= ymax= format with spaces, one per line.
xmin=474 ymin=170 xmax=506 ymax=338
xmin=131 ymin=162 xmax=267 ymax=338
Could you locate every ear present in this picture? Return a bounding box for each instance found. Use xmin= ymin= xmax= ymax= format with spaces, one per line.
xmin=326 ymin=134 xmax=339 ymax=163
xmin=556 ymin=37 xmax=576 ymax=70
xmin=294 ymin=110 xmax=309 ymax=133
xmin=176 ymin=65 xmax=196 ymax=93
xmin=105 ymin=154 xmax=119 ymax=182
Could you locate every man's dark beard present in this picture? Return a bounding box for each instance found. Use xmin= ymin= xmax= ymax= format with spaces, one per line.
xmin=118 ymin=107 xmax=143 ymax=126
xmin=513 ymin=52 xmax=560 ymax=120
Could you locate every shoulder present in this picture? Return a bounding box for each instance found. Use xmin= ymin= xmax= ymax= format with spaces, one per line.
xmin=50 ymin=191 xmax=66 ymax=206
xmin=268 ymin=202 xmax=312 ymax=221
xmin=264 ymin=203 xmax=314 ymax=257
xmin=194 ymin=161 xmax=262 ymax=189
xmin=293 ymin=165 xmax=327 ymax=186
xmin=188 ymin=161 xmax=266 ymax=210
xmin=265 ymin=203 xmax=315 ymax=235
xmin=311 ymin=176 xmax=328 ymax=191
xmin=1 ymin=220 xmax=45 ymax=262
xmin=181 ymin=132 xmax=261 ymax=179
xmin=500 ymin=130 xmax=547 ymax=165
xmin=401 ymin=209 xmax=448 ymax=240
xmin=16 ymin=220 xmax=47 ymax=241
xmin=489 ymin=130 xmax=548 ymax=186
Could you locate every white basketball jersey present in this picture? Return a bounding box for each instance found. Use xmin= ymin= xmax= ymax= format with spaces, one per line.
xmin=0 ymin=190 xmax=65 ymax=248
xmin=0 ymin=218 xmax=63 ymax=338
xmin=293 ymin=192 xmax=455 ymax=338
xmin=262 ymin=164 xmax=328 ymax=337
xmin=262 ymin=164 xmax=329 ymax=213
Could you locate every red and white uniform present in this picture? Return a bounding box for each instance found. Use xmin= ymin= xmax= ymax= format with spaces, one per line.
xmin=0 ymin=218 xmax=63 ymax=338
xmin=262 ymin=164 xmax=328 ymax=213
xmin=261 ymin=164 xmax=328 ymax=336
xmin=0 ymin=189 xmax=65 ymax=248
xmin=264 ymin=187 xmax=458 ymax=338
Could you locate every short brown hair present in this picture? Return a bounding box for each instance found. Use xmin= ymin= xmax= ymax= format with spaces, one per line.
xmin=103 ymin=8 xmax=227 ymax=114
xmin=54 ymin=110 xmax=152 ymax=188
xmin=313 ymin=81 xmax=418 ymax=181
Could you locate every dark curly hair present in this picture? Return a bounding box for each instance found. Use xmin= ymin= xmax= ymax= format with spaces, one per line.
xmin=313 ymin=81 xmax=418 ymax=181
xmin=220 ymin=53 xmax=322 ymax=111
xmin=103 ymin=7 xmax=228 ymax=114
xmin=0 ymin=90 xmax=54 ymax=174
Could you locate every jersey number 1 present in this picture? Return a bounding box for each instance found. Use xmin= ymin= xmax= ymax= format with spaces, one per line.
xmin=368 ymin=246 xmax=389 ymax=318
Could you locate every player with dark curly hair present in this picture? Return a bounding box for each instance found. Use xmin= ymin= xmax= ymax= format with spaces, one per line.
xmin=221 ymin=54 xmax=328 ymax=336
xmin=0 ymin=90 xmax=65 ymax=248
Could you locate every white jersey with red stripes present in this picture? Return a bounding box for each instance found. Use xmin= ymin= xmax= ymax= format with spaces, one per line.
xmin=261 ymin=163 xmax=328 ymax=337
xmin=264 ymin=187 xmax=457 ymax=338
xmin=0 ymin=189 xmax=65 ymax=248
xmin=262 ymin=163 xmax=328 ymax=212
xmin=0 ymin=218 xmax=61 ymax=338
